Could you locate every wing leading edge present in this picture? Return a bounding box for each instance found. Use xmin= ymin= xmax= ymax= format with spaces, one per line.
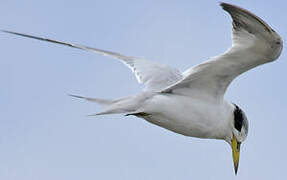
xmin=162 ymin=3 xmax=282 ymax=99
xmin=1 ymin=30 xmax=182 ymax=91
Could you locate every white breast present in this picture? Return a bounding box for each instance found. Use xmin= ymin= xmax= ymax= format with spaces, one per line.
xmin=142 ymin=93 xmax=232 ymax=139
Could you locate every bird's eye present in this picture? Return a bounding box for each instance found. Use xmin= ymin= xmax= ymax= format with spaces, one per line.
xmin=276 ymin=41 xmax=281 ymax=45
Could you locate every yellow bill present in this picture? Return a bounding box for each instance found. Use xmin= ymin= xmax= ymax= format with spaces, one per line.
xmin=232 ymin=134 xmax=241 ymax=175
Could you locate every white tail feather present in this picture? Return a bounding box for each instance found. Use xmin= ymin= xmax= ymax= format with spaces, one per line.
xmin=69 ymin=94 xmax=142 ymax=116
xmin=69 ymin=94 xmax=114 ymax=105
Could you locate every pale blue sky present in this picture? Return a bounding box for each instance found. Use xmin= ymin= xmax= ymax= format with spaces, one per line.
xmin=1 ymin=0 xmax=286 ymax=179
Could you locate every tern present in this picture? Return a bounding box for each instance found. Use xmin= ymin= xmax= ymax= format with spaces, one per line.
xmin=2 ymin=2 xmax=282 ymax=175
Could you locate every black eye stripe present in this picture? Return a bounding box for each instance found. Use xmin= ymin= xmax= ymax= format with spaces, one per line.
xmin=233 ymin=104 xmax=243 ymax=132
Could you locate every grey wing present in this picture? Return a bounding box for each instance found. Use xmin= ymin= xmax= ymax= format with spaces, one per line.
xmin=2 ymin=30 xmax=182 ymax=91
xmin=162 ymin=3 xmax=283 ymax=99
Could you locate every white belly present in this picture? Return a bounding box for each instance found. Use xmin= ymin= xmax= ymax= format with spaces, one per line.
xmin=141 ymin=93 xmax=230 ymax=139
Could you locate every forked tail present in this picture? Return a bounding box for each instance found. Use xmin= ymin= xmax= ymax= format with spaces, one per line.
xmin=69 ymin=94 xmax=142 ymax=116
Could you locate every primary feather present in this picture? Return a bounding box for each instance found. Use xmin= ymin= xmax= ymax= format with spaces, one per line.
xmin=162 ymin=3 xmax=282 ymax=99
xmin=1 ymin=30 xmax=182 ymax=91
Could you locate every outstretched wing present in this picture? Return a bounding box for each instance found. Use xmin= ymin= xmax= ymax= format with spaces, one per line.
xmin=162 ymin=3 xmax=282 ymax=99
xmin=2 ymin=30 xmax=182 ymax=91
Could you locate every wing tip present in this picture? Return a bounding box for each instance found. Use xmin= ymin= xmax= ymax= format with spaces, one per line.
xmin=1 ymin=29 xmax=8 ymax=33
xmin=220 ymin=2 xmax=246 ymax=12
xmin=68 ymin=94 xmax=86 ymax=99
xmin=1 ymin=29 xmax=19 ymax=35
xmin=220 ymin=2 xmax=246 ymax=14
xmin=219 ymin=2 xmax=273 ymax=33
xmin=220 ymin=2 xmax=235 ymax=10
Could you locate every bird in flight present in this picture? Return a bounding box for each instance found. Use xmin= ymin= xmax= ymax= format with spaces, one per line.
xmin=2 ymin=2 xmax=282 ymax=175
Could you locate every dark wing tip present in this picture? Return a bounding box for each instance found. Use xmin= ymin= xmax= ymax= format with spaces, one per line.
xmin=1 ymin=29 xmax=9 ymax=33
xmin=219 ymin=2 xmax=229 ymax=8
xmin=68 ymin=94 xmax=85 ymax=99
xmin=1 ymin=29 xmax=26 ymax=36
xmin=1 ymin=29 xmax=83 ymax=50
xmin=219 ymin=2 xmax=272 ymax=33
xmin=220 ymin=2 xmax=245 ymax=11
xmin=220 ymin=2 xmax=236 ymax=10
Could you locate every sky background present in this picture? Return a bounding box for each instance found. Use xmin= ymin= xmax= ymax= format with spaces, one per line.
xmin=1 ymin=0 xmax=286 ymax=179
